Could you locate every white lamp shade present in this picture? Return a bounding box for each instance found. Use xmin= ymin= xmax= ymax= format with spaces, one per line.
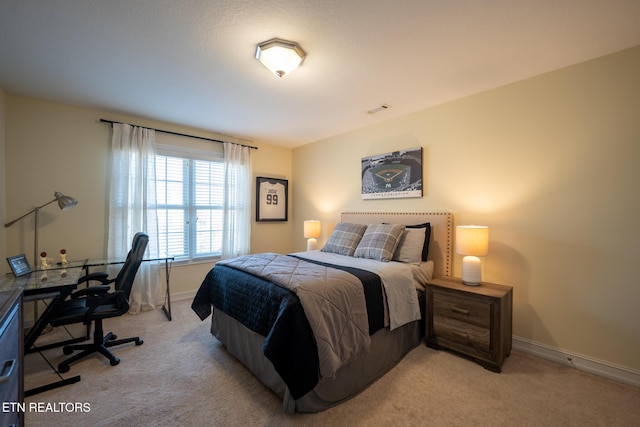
xmin=456 ymin=225 xmax=489 ymax=286
xmin=255 ymin=38 xmax=306 ymax=77
xmin=456 ymin=226 xmax=489 ymax=256
xmin=304 ymin=220 xmax=321 ymax=239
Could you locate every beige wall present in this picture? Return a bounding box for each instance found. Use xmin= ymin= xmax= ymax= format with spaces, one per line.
xmin=3 ymin=95 xmax=293 ymax=298
xmin=293 ymin=46 xmax=640 ymax=372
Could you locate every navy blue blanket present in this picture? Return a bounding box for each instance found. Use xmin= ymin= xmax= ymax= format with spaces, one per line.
xmin=191 ymin=256 xmax=384 ymax=400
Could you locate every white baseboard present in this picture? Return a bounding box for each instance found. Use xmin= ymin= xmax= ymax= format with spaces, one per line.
xmin=169 ymin=290 xmax=197 ymax=302
xmin=513 ymin=336 xmax=640 ymax=388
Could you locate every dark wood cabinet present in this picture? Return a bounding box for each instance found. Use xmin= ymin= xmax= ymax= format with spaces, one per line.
xmin=0 ymin=289 xmax=24 ymax=427
xmin=426 ymin=277 xmax=512 ymax=372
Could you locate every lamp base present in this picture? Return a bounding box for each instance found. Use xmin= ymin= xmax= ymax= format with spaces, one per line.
xmin=306 ymin=238 xmax=318 ymax=252
xmin=461 ymin=255 xmax=482 ymax=286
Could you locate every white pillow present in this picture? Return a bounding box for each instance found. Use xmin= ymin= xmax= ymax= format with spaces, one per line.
xmin=392 ymin=227 xmax=426 ymax=264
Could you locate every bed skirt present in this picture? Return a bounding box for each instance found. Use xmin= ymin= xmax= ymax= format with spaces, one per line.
xmin=211 ymin=306 xmax=422 ymax=413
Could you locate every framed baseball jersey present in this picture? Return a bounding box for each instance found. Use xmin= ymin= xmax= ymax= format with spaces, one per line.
xmin=256 ymin=177 xmax=288 ymax=221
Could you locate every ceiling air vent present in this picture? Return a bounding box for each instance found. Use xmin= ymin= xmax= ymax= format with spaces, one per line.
xmin=367 ymin=104 xmax=391 ymax=114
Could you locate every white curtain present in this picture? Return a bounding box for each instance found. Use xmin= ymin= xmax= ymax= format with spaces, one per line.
xmin=221 ymin=142 xmax=252 ymax=259
xmin=108 ymin=123 xmax=160 ymax=313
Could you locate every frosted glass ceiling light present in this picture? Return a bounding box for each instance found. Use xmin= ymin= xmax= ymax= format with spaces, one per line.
xmin=255 ymin=38 xmax=306 ymax=77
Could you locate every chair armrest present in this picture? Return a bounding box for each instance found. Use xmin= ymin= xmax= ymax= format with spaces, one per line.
xmin=78 ymin=271 xmax=111 ymax=285
xmin=71 ymin=285 xmax=112 ymax=299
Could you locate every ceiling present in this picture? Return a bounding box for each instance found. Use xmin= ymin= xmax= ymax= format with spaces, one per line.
xmin=1 ymin=1 xmax=639 ymax=148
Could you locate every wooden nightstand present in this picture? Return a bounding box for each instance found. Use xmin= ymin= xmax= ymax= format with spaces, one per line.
xmin=425 ymin=277 xmax=512 ymax=372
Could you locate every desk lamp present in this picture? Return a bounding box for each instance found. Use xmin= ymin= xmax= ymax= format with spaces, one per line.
xmin=456 ymin=225 xmax=489 ymax=286
xmin=4 ymin=191 xmax=79 ymax=265
xmin=304 ymin=220 xmax=321 ymax=251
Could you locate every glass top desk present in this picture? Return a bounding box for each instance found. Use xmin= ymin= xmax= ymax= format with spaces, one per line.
xmin=31 ymin=255 xmax=175 ymax=321
xmin=1 ymin=256 xmax=173 ymax=396
xmin=1 ymin=268 xmax=84 ymax=351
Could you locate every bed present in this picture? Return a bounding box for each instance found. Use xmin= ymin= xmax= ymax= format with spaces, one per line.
xmin=192 ymin=212 xmax=452 ymax=413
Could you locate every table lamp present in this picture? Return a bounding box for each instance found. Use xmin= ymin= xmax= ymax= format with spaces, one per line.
xmin=304 ymin=220 xmax=321 ymax=251
xmin=456 ymin=225 xmax=489 ymax=286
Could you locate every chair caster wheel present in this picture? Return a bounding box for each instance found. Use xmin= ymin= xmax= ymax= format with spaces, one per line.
xmin=136 ymin=339 xmax=144 ymax=346
xmin=110 ymin=357 xmax=120 ymax=366
xmin=110 ymin=334 xmax=118 ymax=340
xmin=59 ymin=365 xmax=70 ymax=373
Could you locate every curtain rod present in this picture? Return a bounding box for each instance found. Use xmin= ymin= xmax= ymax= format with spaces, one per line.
xmin=99 ymin=119 xmax=258 ymax=150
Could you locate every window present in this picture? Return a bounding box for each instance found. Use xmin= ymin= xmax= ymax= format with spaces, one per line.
xmin=155 ymin=146 xmax=224 ymax=261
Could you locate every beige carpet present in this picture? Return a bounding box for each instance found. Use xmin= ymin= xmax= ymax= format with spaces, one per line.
xmin=23 ymin=298 xmax=640 ymax=427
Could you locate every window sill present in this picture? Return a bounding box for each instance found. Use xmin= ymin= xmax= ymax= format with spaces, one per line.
xmin=171 ymin=257 xmax=220 ymax=267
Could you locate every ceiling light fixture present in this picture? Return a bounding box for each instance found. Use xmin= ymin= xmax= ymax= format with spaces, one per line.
xmin=255 ymin=38 xmax=306 ymax=77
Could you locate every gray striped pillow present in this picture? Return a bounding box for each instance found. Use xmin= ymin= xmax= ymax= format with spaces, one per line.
xmin=354 ymin=224 xmax=406 ymax=262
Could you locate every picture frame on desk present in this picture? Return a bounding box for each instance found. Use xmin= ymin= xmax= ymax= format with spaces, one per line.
xmin=6 ymin=254 xmax=32 ymax=277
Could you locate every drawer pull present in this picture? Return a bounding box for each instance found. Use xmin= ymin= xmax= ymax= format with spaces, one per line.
xmin=450 ymin=306 xmax=470 ymax=315
xmin=451 ymin=329 xmax=469 ymax=338
xmin=0 ymin=359 xmax=16 ymax=384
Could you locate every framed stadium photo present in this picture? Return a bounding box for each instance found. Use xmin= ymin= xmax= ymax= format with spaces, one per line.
xmin=256 ymin=177 xmax=288 ymax=222
xmin=361 ymin=147 xmax=423 ymax=199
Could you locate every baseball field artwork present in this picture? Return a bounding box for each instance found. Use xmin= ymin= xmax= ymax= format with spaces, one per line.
xmin=361 ymin=147 xmax=423 ymax=199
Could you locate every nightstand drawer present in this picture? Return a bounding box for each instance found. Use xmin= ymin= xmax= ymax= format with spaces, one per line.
xmin=432 ymin=315 xmax=490 ymax=352
xmin=432 ymin=291 xmax=491 ymax=329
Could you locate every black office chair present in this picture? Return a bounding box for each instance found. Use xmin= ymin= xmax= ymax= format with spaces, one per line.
xmin=49 ymin=232 xmax=149 ymax=373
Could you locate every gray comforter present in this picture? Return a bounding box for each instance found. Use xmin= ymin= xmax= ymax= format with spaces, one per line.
xmin=218 ymin=253 xmax=371 ymax=379
xmin=292 ymin=251 xmax=424 ymax=329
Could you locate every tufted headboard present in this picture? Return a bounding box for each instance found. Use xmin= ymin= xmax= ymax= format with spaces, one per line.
xmin=340 ymin=212 xmax=452 ymax=278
